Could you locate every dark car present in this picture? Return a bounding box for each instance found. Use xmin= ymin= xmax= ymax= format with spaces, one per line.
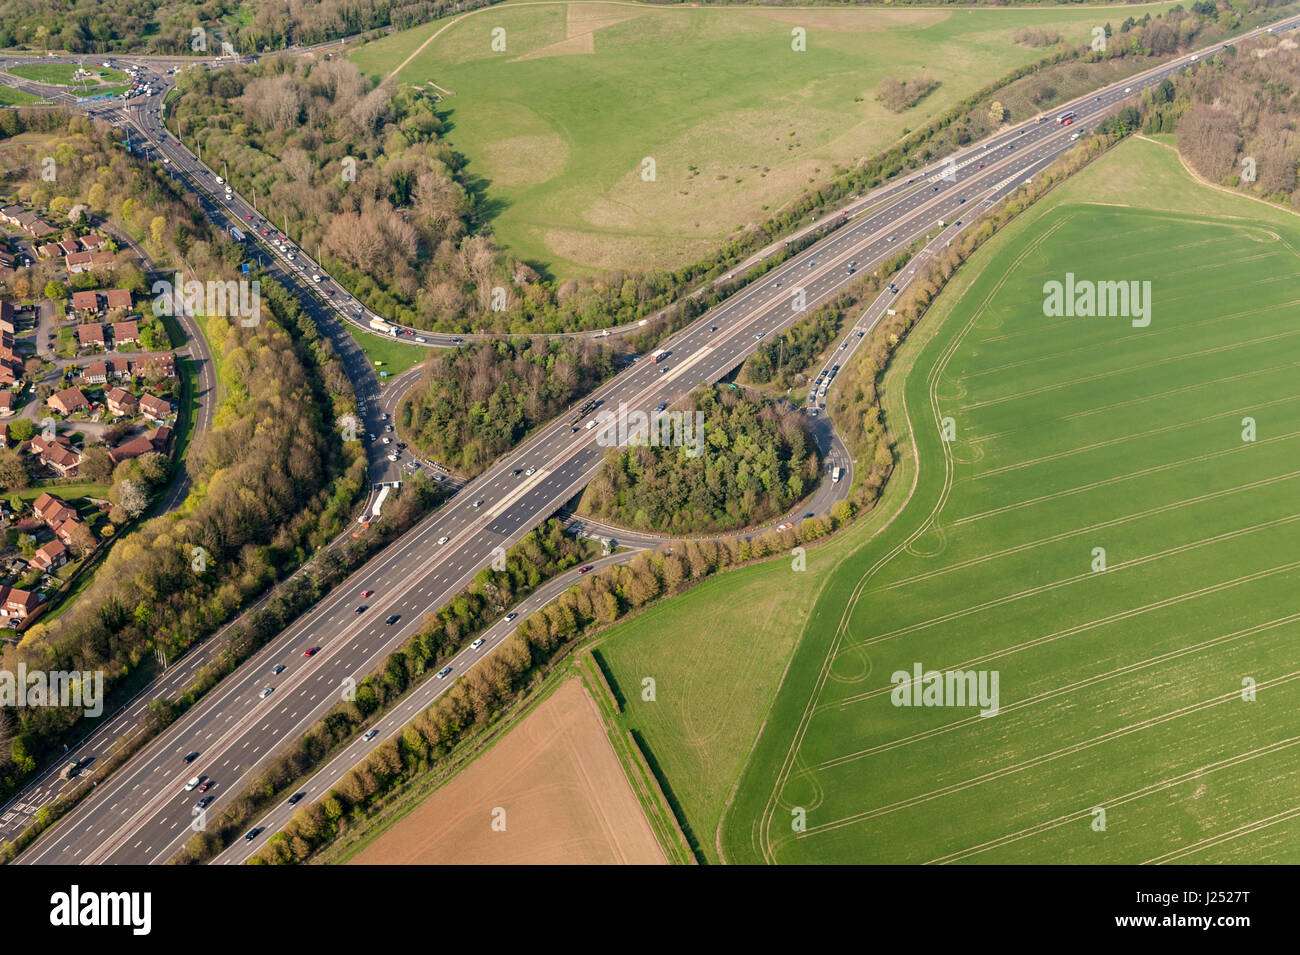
xmin=197 ymin=796 xmax=214 ymax=809
xmin=385 ymin=614 xmax=400 ymax=625
xmin=286 ymin=792 xmax=305 ymax=805
xmin=355 ymin=605 xmax=367 ymax=614
xmin=578 ymin=565 xmax=593 ymax=575
xmin=244 ymin=827 xmax=263 ymax=841
xmin=183 ymin=751 xmax=200 ymax=763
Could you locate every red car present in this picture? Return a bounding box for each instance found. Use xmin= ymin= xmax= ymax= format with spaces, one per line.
xmin=198 ymin=780 xmax=213 ymax=792
xmin=978 ymin=163 xmax=984 ymax=168
xmin=245 ymin=213 xmax=252 ymax=220
xmin=578 ymin=565 xmax=593 ymax=575
xmin=261 ymin=229 xmax=268 ymax=236
xmin=304 ymin=646 xmax=320 ymax=657
xmin=361 ymin=590 xmax=373 ymax=598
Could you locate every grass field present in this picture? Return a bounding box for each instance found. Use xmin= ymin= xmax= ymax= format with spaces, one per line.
xmin=718 ymin=135 xmax=1300 ymax=864
xmin=0 ymin=86 xmax=41 ymax=106
xmin=352 ymin=0 xmax=1182 ymax=277
xmin=8 ymin=63 xmax=127 ymax=88
xmin=345 ymin=326 xmax=428 ymax=378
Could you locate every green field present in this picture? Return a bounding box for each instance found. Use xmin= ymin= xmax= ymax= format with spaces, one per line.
xmin=352 ymin=0 xmax=1181 ymax=277
xmin=716 ymin=135 xmax=1300 ymax=864
xmin=8 ymin=63 xmax=127 ymax=88
xmin=346 ymin=326 xmax=428 ymax=378
xmin=0 ymin=85 xmax=42 ymax=106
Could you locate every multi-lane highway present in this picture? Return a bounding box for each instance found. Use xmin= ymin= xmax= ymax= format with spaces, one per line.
xmin=9 ymin=14 xmax=1300 ymax=864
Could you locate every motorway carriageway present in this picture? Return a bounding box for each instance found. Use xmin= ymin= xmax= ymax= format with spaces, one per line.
xmin=16 ymin=13 xmax=1300 ymax=864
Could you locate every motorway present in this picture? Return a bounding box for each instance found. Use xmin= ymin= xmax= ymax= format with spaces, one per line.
xmin=8 ymin=14 xmax=1300 ymax=864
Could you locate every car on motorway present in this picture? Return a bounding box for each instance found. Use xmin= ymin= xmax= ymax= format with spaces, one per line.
xmin=512 ymin=468 xmax=523 ymax=476
xmin=436 ymin=666 xmax=453 ymax=679
xmin=198 ymin=779 xmax=213 ymax=792
xmin=978 ymin=163 xmax=984 ymax=169
xmin=888 ymin=235 xmax=897 ymax=242
xmin=361 ymin=589 xmax=374 ymax=598
xmin=1125 ymin=87 xmax=1132 ymax=93
xmin=450 ymin=337 xmax=464 ymax=344
xmin=362 ymin=730 xmax=379 ymax=742
xmin=1070 ymin=132 xmax=1079 ymax=141
xmin=525 ymin=467 xmax=536 ymax=476
xmin=260 ymin=687 xmax=274 ymax=699
xmin=505 ymin=612 xmax=517 ymax=622
xmin=579 ymin=565 xmax=594 ymax=575
xmin=657 ymin=401 xmax=668 ymax=412
xmin=755 ymin=332 xmax=765 ymax=339
xmin=355 ymin=604 xmax=368 ymax=614
xmin=287 ymin=792 xmax=306 ymax=805
xmin=185 ymin=775 xmax=204 ymax=791
xmin=958 ymin=198 xmax=965 ymax=204
xmin=385 ymin=613 xmax=401 ymax=626
xmin=858 ymin=330 xmax=865 ymax=338
xmin=184 ymin=751 xmax=200 ymax=763
xmin=437 ymin=536 xmax=450 ymax=546
xmin=415 ymin=336 xmax=427 ymax=343
xmin=244 ymin=827 xmax=263 ymax=841
xmin=710 ymin=325 xmax=718 ymax=332
xmin=470 ymin=638 xmax=485 ymax=650
xmin=473 ymin=499 xmax=484 ymax=507
xmin=304 ymin=646 xmax=320 ymax=657
xmin=197 ymin=795 xmax=214 ymax=809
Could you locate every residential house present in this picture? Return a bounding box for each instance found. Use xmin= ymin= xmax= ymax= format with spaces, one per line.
xmin=71 ymin=291 xmax=99 ymax=316
xmin=109 ymin=425 xmax=172 ymax=466
xmin=31 ymin=539 xmax=68 ymax=572
xmin=36 ymin=242 xmax=61 ymax=260
xmin=79 ymin=233 xmax=107 ymax=251
xmin=140 ymin=353 xmax=175 ymax=379
xmin=105 ymin=386 xmax=137 ymax=417
xmin=111 ymin=319 xmax=139 ymax=346
xmin=0 ymin=585 xmax=40 ymax=626
xmin=0 ymin=392 xmax=13 ymax=417
xmin=104 ymin=289 xmax=132 ymax=313
xmin=33 ymin=493 xmax=77 ymax=529
xmin=76 ymin=323 xmax=106 ymax=350
xmin=81 ymin=361 xmax=108 ymax=385
xmin=139 ymin=393 xmax=173 ymax=423
xmin=48 ymin=386 xmax=90 ymax=416
xmin=31 ymin=436 xmax=82 ymax=477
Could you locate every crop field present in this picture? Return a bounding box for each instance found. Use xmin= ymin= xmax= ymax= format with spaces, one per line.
xmin=352 ymin=0 xmax=1181 ymax=277
xmin=721 ymin=136 xmax=1300 ymax=864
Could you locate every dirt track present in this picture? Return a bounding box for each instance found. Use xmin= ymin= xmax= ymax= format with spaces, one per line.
xmin=350 ymin=677 xmax=667 ymax=865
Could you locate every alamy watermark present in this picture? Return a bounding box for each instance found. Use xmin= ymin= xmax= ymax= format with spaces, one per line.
xmin=593 ymin=403 xmax=705 ymax=458
xmin=152 ymin=272 xmax=260 ymax=327
xmin=1042 ymin=273 xmax=1151 ymax=328
xmin=890 ymin=662 xmax=999 ymax=718
xmin=0 ymin=665 xmax=104 ymax=717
